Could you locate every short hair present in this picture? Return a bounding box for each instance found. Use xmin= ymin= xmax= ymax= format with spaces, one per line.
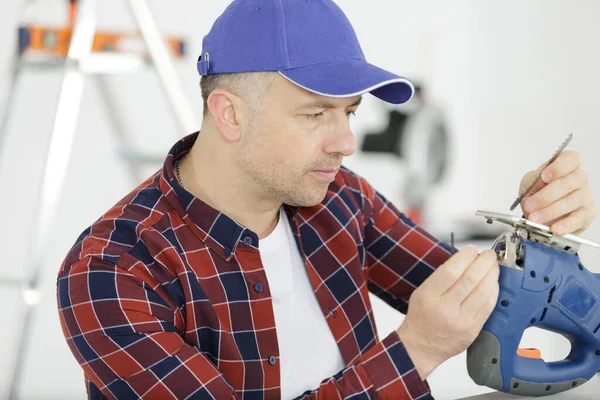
xmin=200 ymin=72 xmax=276 ymax=118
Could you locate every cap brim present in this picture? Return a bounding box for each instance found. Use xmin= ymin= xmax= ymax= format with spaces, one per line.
xmin=279 ymin=58 xmax=414 ymax=104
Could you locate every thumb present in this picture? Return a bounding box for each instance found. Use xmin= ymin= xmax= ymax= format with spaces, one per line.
xmin=519 ymin=166 xmax=546 ymax=196
xmin=419 ymin=245 xmax=479 ymax=295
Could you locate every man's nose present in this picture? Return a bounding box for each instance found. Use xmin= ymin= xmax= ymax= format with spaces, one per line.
xmin=323 ymin=120 xmax=356 ymax=157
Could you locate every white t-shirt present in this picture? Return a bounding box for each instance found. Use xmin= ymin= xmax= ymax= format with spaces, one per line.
xmin=259 ymin=209 xmax=346 ymax=399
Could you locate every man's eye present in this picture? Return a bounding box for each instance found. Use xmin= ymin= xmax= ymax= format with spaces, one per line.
xmin=307 ymin=112 xmax=324 ymax=120
xmin=346 ymin=111 xmax=356 ymax=117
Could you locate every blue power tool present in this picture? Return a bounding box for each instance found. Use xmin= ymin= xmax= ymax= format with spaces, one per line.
xmin=467 ymin=210 xmax=600 ymax=397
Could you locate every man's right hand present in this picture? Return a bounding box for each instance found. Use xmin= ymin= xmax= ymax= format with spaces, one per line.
xmin=396 ymin=245 xmax=500 ymax=379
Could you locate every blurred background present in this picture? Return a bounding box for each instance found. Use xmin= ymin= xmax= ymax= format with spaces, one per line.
xmin=0 ymin=0 xmax=599 ymax=399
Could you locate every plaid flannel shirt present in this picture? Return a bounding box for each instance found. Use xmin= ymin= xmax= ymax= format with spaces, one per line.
xmin=57 ymin=131 xmax=453 ymax=399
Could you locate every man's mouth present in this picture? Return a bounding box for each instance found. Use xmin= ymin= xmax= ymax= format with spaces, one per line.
xmin=311 ymin=168 xmax=339 ymax=181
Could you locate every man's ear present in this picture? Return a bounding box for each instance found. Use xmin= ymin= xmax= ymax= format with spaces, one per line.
xmin=206 ymin=89 xmax=244 ymax=142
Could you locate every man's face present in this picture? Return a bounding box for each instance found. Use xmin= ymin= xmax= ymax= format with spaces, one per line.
xmin=236 ymin=74 xmax=360 ymax=207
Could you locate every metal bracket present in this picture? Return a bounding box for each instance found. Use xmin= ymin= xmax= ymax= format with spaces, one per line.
xmin=476 ymin=210 xmax=600 ymax=255
xmin=477 ymin=210 xmax=600 ymax=271
xmin=491 ymin=231 xmax=523 ymax=270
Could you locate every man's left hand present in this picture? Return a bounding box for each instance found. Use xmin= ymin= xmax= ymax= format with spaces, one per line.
xmin=520 ymin=150 xmax=596 ymax=236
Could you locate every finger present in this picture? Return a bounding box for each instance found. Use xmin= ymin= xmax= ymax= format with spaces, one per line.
xmin=420 ymin=245 xmax=479 ymax=295
xmin=543 ymin=186 xmax=594 ymax=228
xmin=519 ymin=166 xmax=546 ymax=196
xmin=541 ymin=151 xmax=581 ymax=184
xmin=442 ymin=250 xmax=497 ymax=304
xmin=522 ymin=168 xmax=588 ymax=214
xmin=550 ymin=207 xmax=595 ymax=236
xmin=545 ymin=203 xmax=594 ymax=234
xmin=461 ymin=262 xmax=499 ymax=317
xmin=528 ymin=188 xmax=588 ymax=225
xmin=519 ymin=168 xmax=546 ymax=218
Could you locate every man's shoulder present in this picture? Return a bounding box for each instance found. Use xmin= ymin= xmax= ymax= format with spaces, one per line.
xmin=60 ymin=171 xmax=176 ymax=273
xmin=330 ymin=164 xmax=378 ymax=201
xmin=315 ymin=165 xmax=376 ymax=216
xmin=332 ymin=165 xmax=372 ymax=192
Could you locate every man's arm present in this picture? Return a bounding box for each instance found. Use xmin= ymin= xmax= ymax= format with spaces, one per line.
xmin=355 ymin=174 xmax=500 ymax=380
xmin=293 ymin=330 xmax=433 ymax=399
xmin=57 ymin=256 xmax=238 ymax=399
xmin=359 ymin=176 xmax=454 ymax=313
xmin=58 ymin=256 xmax=431 ymax=399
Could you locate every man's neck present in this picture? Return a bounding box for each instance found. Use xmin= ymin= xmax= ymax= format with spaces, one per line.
xmin=176 ymin=130 xmax=281 ymax=239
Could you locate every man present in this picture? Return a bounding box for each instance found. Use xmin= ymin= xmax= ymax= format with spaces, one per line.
xmin=56 ymin=1 xmax=595 ymax=399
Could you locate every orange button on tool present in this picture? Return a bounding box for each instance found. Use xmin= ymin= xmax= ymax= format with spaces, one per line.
xmin=517 ymin=347 xmax=542 ymax=359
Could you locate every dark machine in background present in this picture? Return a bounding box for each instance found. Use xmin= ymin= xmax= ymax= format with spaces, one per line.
xmin=361 ymin=83 xmax=449 ymax=225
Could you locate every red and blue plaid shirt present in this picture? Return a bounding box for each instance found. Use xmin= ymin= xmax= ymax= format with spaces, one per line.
xmin=57 ymin=131 xmax=453 ymax=399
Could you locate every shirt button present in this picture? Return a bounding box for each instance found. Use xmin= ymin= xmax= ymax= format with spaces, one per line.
xmin=243 ymin=236 xmax=253 ymax=246
xmin=254 ymin=282 xmax=264 ymax=293
xmin=223 ymin=247 xmax=231 ymax=257
xmin=268 ymin=355 xmax=277 ymax=365
xmin=329 ymin=308 xmax=336 ymax=318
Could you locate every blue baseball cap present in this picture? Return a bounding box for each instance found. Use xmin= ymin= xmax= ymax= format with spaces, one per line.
xmin=197 ymin=0 xmax=414 ymax=104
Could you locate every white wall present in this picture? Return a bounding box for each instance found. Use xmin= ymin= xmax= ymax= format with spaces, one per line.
xmin=0 ymin=1 xmax=599 ymax=399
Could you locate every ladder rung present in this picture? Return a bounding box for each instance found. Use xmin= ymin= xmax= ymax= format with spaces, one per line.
xmin=19 ymin=53 xmax=150 ymax=74
xmin=19 ymin=26 xmax=186 ymax=58
xmin=0 ymin=277 xmax=25 ymax=288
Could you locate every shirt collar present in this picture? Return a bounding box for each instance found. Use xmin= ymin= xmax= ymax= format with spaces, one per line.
xmin=159 ymin=131 xmax=299 ymax=259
